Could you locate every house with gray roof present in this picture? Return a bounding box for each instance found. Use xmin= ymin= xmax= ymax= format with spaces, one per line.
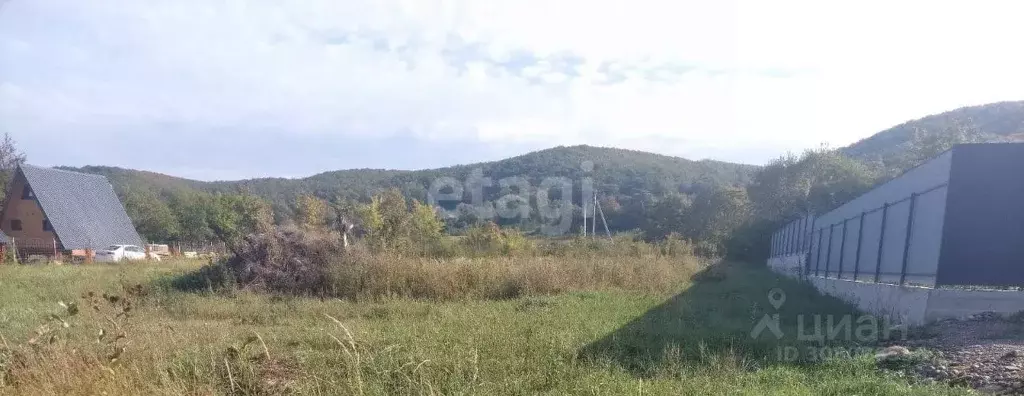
xmin=0 ymin=164 xmax=143 ymax=257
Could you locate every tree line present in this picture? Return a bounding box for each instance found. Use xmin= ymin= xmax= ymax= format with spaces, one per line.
xmin=0 ymin=121 xmax=986 ymax=261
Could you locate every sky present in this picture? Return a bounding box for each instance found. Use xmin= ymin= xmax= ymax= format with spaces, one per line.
xmin=1 ymin=0 xmax=1023 ymax=181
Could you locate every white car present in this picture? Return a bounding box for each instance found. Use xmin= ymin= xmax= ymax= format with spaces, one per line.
xmin=94 ymin=245 xmax=162 ymax=262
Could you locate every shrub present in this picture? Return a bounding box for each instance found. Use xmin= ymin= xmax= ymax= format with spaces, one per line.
xmin=218 ymin=227 xmax=344 ymax=296
xmin=459 ymin=223 xmax=535 ymax=257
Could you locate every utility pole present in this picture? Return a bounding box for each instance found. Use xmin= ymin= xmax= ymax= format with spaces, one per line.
xmin=591 ymin=192 xmax=597 ymax=238
xmin=596 ymin=197 xmax=612 ymax=238
xmin=582 ymin=198 xmax=588 ymax=238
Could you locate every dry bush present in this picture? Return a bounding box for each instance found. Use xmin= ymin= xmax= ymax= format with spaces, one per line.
xmin=221 ymin=227 xmax=344 ymax=295
xmin=456 ymin=223 xmax=535 ymax=257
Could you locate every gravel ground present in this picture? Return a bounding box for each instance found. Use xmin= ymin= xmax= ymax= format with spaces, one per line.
xmin=881 ymin=312 xmax=1024 ymax=394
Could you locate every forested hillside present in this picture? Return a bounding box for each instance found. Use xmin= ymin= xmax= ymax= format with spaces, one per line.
xmin=843 ymin=101 xmax=1024 ymax=166
xmin=62 ymin=145 xmax=755 ymax=241
xmin=50 ymin=100 xmax=1024 ymax=254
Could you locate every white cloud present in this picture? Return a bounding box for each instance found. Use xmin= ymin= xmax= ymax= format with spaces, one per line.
xmin=2 ymin=0 xmax=1024 ymax=176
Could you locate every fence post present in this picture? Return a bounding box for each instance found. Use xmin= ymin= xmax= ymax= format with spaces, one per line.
xmin=804 ymin=217 xmax=817 ymax=277
xmin=781 ymin=223 xmax=788 ymax=255
xmin=795 ymin=218 xmax=802 ymax=254
xmin=771 ymin=232 xmax=777 ymax=258
xmin=788 ymin=221 xmax=795 ymax=254
xmin=772 ymin=227 xmax=778 ymax=257
xmin=801 ymin=216 xmax=808 ymax=252
xmin=824 ymin=224 xmax=835 ymax=278
xmin=804 ymin=216 xmax=813 ymax=252
xmin=899 ymin=193 xmax=919 ymax=286
xmin=782 ymin=222 xmax=789 ymax=255
xmin=782 ymin=223 xmax=790 ymax=254
xmin=777 ymin=229 xmax=782 ymax=256
xmin=777 ymin=230 xmax=782 ymax=257
xmin=815 ymin=228 xmax=825 ymax=277
xmin=853 ymin=212 xmax=866 ymax=281
xmin=837 ymin=219 xmax=848 ymax=279
xmin=874 ymin=203 xmax=890 ymax=283
xmin=792 ymin=220 xmax=798 ymax=254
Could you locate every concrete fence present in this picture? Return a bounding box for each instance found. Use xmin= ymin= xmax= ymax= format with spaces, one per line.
xmin=766 ymin=145 xmax=1024 ymax=325
xmin=769 ymin=252 xmax=1024 ymax=325
xmin=770 ymin=183 xmax=948 ymax=288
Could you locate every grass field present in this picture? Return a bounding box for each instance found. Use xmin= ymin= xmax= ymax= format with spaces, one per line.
xmin=0 ymin=258 xmax=970 ymax=395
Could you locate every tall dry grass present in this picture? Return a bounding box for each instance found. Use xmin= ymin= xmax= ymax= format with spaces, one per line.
xmin=178 ymin=226 xmax=707 ymax=301
xmin=326 ymin=252 xmax=702 ymax=300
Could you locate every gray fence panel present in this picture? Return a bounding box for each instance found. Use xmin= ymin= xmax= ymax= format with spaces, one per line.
xmin=790 ymin=219 xmax=798 ymax=254
xmin=771 ymin=231 xmax=778 ymax=257
xmin=812 ymin=151 xmax=952 ymax=228
xmin=812 ymin=229 xmax=825 ymax=276
xmin=795 ymin=218 xmax=803 ymax=254
xmin=778 ymin=225 xmax=785 ymax=256
xmin=840 ymin=217 xmax=861 ymax=280
xmin=804 ymin=215 xmax=815 ymax=251
xmin=798 ymin=216 xmax=807 ymax=252
xmin=785 ymin=221 xmax=793 ymax=254
xmin=858 ymin=210 xmax=884 ymax=281
xmin=904 ymin=186 xmax=947 ymax=286
xmin=879 ymin=200 xmax=911 ymax=284
xmin=776 ymin=225 xmax=783 ymax=256
xmin=827 ymin=224 xmax=843 ymax=277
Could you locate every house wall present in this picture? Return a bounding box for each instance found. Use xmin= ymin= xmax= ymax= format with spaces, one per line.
xmin=0 ymin=173 xmax=58 ymax=248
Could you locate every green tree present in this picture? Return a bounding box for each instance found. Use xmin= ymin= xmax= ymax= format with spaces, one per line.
xmin=353 ymin=189 xmax=446 ymax=254
xmin=207 ymin=193 xmax=274 ymax=249
xmin=355 ymin=189 xmax=410 ymax=251
xmin=448 ymin=202 xmax=484 ymax=231
xmin=122 ymin=188 xmax=181 ymax=242
xmin=408 ymin=200 xmax=445 ymax=254
xmin=734 ymin=147 xmax=879 ymax=261
xmin=169 ymin=192 xmax=216 ymax=242
xmin=642 ymin=193 xmax=692 ymax=241
xmin=0 ymin=133 xmax=27 ymax=202
xmin=295 ymin=194 xmax=329 ymax=230
xmin=747 ymin=148 xmax=878 ymax=222
xmin=684 ymin=186 xmax=750 ymax=248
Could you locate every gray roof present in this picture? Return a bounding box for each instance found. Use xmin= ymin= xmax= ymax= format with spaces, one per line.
xmin=19 ymin=165 xmax=144 ymax=250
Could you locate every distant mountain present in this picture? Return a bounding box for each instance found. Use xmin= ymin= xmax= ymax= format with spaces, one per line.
xmin=64 ymin=145 xmax=756 ymax=217
xmin=842 ymin=101 xmax=1024 ymax=164
xmin=65 ymin=100 xmax=1024 ymax=224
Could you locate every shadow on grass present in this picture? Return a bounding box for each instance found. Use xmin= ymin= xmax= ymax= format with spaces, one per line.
xmin=155 ymin=261 xmax=232 ymax=294
xmin=578 ymin=261 xmax=895 ymax=377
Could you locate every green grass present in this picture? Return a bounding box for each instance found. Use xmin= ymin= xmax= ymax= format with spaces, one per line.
xmin=0 ymin=259 xmax=970 ymax=395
